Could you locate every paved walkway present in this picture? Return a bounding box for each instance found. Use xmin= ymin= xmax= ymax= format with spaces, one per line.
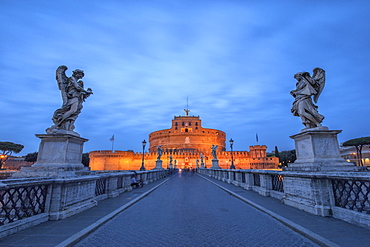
xmin=1 ymin=171 xmax=370 ymax=246
xmin=75 ymin=171 xmax=318 ymax=247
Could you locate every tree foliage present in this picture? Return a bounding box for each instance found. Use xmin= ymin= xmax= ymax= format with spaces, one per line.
xmin=25 ymin=152 xmax=38 ymax=163
xmin=342 ymin=137 xmax=370 ymax=166
xmin=82 ymin=153 xmax=90 ymax=167
xmin=278 ymin=150 xmax=296 ymax=167
xmin=0 ymin=141 xmax=24 ymax=169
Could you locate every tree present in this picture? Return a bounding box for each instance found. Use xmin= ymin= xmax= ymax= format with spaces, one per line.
xmin=274 ymin=146 xmax=280 ymax=159
xmin=342 ymin=137 xmax=370 ymax=166
xmin=279 ymin=150 xmax=296 ymax=167
xmin=82 ymin=153 xmax=90 ymax=167
xmin=0 ymin=141 xmax=24 ymax=169
xmin=25 ymin=152 xmax=38 ymax=163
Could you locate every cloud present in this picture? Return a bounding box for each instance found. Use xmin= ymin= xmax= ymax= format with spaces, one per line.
xmin=1 ymin=1 xmax=369 ymax=155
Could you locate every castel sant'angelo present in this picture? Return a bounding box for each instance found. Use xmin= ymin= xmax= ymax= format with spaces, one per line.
xmin=89 ymin=109 xmax=278 ymax=170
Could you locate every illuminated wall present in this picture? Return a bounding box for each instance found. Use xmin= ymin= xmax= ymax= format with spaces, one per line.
xmin=89 ymin=145 xmax=278 ymax=170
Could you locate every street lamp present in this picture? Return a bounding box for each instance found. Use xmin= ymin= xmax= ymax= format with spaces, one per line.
xmin=229 ymin=138 xmax=235 ymax=169
xmin=140 ymin=140 xmax=147 ymax=171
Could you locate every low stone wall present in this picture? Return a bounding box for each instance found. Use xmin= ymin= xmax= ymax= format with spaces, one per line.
xmin=0 ymin=169 xmax=171 ymax=238
xmin=198 ymin=168 xmax=370 ymax=229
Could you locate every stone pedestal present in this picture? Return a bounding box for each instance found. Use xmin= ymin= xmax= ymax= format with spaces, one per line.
xmin=285 ymin=127 xmax=359 ymax=172
xmin=211 ymin=159 xmax=220 ymax=169
xmin=13 ymin=134 xmax=89 ymax=178
xmin=282 ymin=127 xmax=362 ymax=216
xmin=154 ymin=160 xmax=164 ymax=170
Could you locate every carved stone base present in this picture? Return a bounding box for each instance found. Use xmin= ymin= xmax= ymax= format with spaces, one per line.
xmin=211 ymin=159 xmax=220 ymax=169
xmin=285 ymin=127 xmax=360 ymax=172
xmin=12 ymin=134 xmax=89 ymax=178
xmin=154 ymin=160 xmax=164 ymax=170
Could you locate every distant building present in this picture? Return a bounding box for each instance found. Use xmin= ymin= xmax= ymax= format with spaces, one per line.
xmin=340 ymin=145 xmax=370 ymax=166
xmin=89 ymin=111 xmax=278 ymax=170
xmin=2 ymin=156 xmax=32 ymax=170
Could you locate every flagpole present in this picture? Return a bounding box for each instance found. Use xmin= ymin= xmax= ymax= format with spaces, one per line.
xmin=110 ymin=135 xmax=115 ymax=153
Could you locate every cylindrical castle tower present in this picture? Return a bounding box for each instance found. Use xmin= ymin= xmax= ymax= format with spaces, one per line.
xmin=149 ymin=115 xmax=226 ymax=153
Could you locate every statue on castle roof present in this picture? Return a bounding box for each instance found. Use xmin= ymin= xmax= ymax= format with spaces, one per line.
xmin=46 ymin=65 xmax=93 ymax=135
xmin=290 ymin=67 xmax=325 ymax=129
xmin=184 ymin=108 xmax=190 ymax=116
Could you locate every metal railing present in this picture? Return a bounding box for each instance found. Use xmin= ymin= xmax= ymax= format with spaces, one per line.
xmin=117 ymin=176 xmax=124 ymax=189
xmin=332 ymin=179 xmax=370 ymax=214
xmin=95 ymin=177 xmax=108 ymax=196
xmin=0 ymin=184 xmax=48 ymax=225
xmin=271 ymin=174 xmax=284 ymax=192
xmin=253 ymin=173 xmax=260 ymax=187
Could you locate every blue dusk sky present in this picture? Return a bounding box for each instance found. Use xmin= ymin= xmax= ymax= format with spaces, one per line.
xmin=1 ymin=1 xmax=369 ymax=156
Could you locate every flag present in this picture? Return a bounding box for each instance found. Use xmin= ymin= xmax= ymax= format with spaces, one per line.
xmin=110 ymin=135 xmax=114 ymax=141
xmin=256 ymin=133 xmax=259 ymax=144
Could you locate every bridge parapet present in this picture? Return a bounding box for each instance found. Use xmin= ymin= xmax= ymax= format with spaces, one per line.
xmin=198 ymin=168 xmax=370 ymax=229
xmin=0 ymin=169 xmax=171 ymax=238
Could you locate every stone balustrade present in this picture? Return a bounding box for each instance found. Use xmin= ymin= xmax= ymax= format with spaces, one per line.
xmin=0 ymin=169 xmax=171 ymax=238
xmin=197 ymin=168 xmax=370 ymax=229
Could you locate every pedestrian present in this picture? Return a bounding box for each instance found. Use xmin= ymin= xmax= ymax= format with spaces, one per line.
xmin=130 ymin=175 xmax=139 ymax=188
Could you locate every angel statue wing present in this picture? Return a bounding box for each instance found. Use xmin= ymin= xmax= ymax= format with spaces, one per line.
xmin=312 ymin=67 xmax=325 ymax=103
xmin=56 ymin=65 xmax=69 ymax=107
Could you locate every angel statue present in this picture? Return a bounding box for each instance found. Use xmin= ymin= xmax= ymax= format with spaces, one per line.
xmin=46 ymin=65 xmax=93 ymax=135
xmin=211 ymin=144 xmax=218 ymax=160
xmin=157 ymin=145 xmax=164 ymax=160
xmin=290 ymin=67 xmax=325 ymax=129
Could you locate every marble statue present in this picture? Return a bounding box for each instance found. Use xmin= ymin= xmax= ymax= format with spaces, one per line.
xmin=200 ymin=153 xmax=204 ymax=163
xmin=211 ymin=144 xmax=218 ymax=160
xmin=47 ymin=65 xmax=93 ymax=134
xmin=157 ymin=145 xmax=163 ymax=160
xmin=290 ymin=67 xmax=325 ymax=129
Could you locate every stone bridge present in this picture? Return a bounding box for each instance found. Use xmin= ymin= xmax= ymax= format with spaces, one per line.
xmin=0 ymin=168 xmax=369 ymax=246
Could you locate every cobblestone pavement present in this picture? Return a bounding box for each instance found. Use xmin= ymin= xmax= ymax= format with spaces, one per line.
xmin=76 ymin=171 xmax=318 ymax=247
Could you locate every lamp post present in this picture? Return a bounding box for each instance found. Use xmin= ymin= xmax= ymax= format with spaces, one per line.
xmin=140 ymin=140 xmax=147 ymax=171
xmin=229 ymin=138 xmax=235 ymax=169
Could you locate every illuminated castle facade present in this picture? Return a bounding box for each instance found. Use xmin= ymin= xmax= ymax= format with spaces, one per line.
xmin=89 ymin=111 xmax=278 ymax=170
